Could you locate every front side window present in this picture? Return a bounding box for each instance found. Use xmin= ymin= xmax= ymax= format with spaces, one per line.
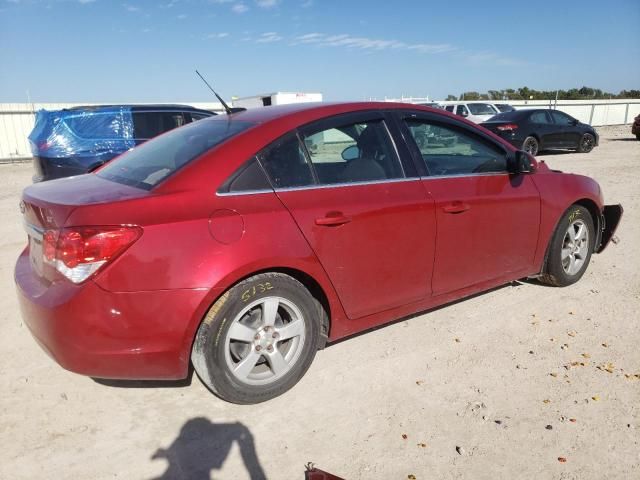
xmin=98 ymin=118 xmax=254 ymax=189
xmin=133 ymin=111 xmax=186 ymax=139
xmin=404 ymin=119 xmax=507 ymax=175
xmin=456 ymin=105 xmax=469 ymax=116
xmin=550 ymin=111 xmax=574 ymax=125
xmin=302 ymin=119 xmax=403 ymax=185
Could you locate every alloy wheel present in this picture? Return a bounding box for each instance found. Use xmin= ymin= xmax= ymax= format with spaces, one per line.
xmin=561 ymin=219 xmax=589 ymax=275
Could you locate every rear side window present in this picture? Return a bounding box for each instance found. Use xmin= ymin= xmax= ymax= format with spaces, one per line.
xmin=445 ymin=105 xmax=454 ymax=113
xmin=65 ymin=112 xmax=126 ymax=139
xmin=404 ymin=119 xmax=507 ymax=175
xmin=467 ymin=103 xmax=496 ymax=115
xmin=258 ymin=135 xmax=314 ymax=189
xmin=97 ymin=118 xmax=254 ymax=189
xmin=133 ymin=111 xmax=186 ymax=139
xmin=530 ymin=111 xmax=552 ymax=124
xmin=219 ymin=157 xmax=271 ymax=193
xmin=550 ymin=111 xmax=573 ymax=125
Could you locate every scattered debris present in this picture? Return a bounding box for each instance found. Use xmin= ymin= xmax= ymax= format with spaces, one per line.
xmin=567 ymin=331 xmax=577 ymax=337
xmin=545 ymin=424 xmax=553 ymax=430
xmin=402 ymin=434 xmax=408 ymax=440
xmin=529 ymin=350 xmax=534 ymax=355
xmin=592 ymin=395 xmax=600 ymax=401
xmin=558 ymin=457 xmax=567 ymax=463
xmin=561 ymin=344 xmax=569 ymax=350
xmin=494 ymin=420 xmax=502 ymax=425
xmin=415 ymin=380 xmax=425 ymax=386
xmin=624 ymin=373 xmax=640 ymax=380
xmin=456 ymin=446 xmax=465 ymax=455
xmin=417 ymin=443 xmax=427 ymax=448
xmin=454 ymin=338 xmax=461 ymax=343
xmin=601 ymin=343 xmax=609 ymax=348
xmin=408 ymin=475 xmax=417 ymax=480
xmin=569 ymin=418 xmax=577 ymax=423
xmin=550 ymin=372 xmax=558 ymax=377
xmin=543 ymin=399 xmax=551 ymax=404
xmin=581 ymin=353 xmax=591 ymax=359
xmin=596 ymin=363 xmax=615 ymax=373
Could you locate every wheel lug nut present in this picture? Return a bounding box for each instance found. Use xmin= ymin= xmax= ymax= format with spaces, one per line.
xmin=272 ymin=332 xmax=278 ymax=339
xmin=254 ymin=334 xmax=260 ymax=340
xmin=255 ymin=345 xmax=262 ymax=351
xmin=267 ymin=345 xmax=273 ymax=352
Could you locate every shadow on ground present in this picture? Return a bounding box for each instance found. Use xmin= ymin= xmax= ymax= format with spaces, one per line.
xmin=150 ymin=417 xmax=267 ymax=480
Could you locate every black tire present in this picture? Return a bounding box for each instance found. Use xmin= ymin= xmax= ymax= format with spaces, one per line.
xmin=577 ymin=133 xmax=596 ymax=153
xmin=635 ymin=134 xmax=640 ymax=141
xmin=522 ymin=136 xmax=539 ymax=155
xmin=191 ymin=273 xmax=324 ymax=404
xmin=539 ymin=205 xmax=595 ymax=287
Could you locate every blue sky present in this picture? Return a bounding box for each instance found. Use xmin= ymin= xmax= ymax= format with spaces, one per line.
xmin=1 ymin=0 xmax=639 ymax=102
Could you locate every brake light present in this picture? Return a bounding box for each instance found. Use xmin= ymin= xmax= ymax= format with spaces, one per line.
xmin=497 ymin=123 xmax=519 ymax=131
xmin=42 ymin=226 xmax=141 ymax=283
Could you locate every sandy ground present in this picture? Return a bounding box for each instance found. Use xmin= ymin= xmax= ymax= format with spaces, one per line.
xmin=1 ymin=126 xmax=638 ymax=480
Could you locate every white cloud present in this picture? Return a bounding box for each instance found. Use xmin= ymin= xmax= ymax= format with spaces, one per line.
xmin=256 ymin=31 xmax=282 ymax=43
xmin=78 ymin=0 xmax=96 ymax=4
xmin=206 ymin=32 xmax=229 ymax=39
xmin=256 ymin=0 xmax=279 ymax=7
xmin=232 ymin=3 xmax=248 ymax=13
xmin=301 ymin=0 xmax=313 ymax=7
xmin=291 ymin=32 xmax=455 ymax=55
xmin=177 ymin=13 xmax=187 ymax=19
xmin=123 ymin=3 xmax=140 ymax=12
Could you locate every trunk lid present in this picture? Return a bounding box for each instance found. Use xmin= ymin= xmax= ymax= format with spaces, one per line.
xmin=21 ymin=174 xmax=149 ymax=280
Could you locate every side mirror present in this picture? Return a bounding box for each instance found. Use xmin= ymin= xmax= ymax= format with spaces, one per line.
xmin=509 ymin=150 xmax=533 ymax=174
xmin=341 ymin=145 xmax=359 ymax=161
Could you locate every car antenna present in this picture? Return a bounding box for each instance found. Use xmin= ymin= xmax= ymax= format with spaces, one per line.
xmin=195 ymin=70 xmax=246 ymax=115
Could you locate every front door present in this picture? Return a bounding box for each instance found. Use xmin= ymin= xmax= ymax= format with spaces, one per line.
xmin=258 ymin=112 xmax=437 ymax=319
xmin=398 ymin=112 xmax=541 ymax=295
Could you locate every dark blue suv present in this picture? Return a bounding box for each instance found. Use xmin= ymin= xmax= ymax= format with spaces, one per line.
xmin=28 ymin=104 xmax=215 ymax=182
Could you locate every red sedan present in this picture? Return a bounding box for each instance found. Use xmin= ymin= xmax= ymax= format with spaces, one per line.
xmin=15 ymin=102 xmax=622 ymax=404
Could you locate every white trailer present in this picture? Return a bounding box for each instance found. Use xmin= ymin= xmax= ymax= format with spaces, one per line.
xmin=231 ymin=92 xmax=322 ymax=109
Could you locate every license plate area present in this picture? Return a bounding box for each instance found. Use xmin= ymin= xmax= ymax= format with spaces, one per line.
xmin=25 ymin=223 xmax=45 ymax=277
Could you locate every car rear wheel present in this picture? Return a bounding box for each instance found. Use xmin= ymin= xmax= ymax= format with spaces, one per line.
xmin=539 ymin=205 xmax=595 ymax=287
xmin=577 ymin=133 xmax=596 ymax=153
xmin=191 ymin=272 xmax=324 ymax=404
xmin=522 ymin=136 xmax=539 ymax=156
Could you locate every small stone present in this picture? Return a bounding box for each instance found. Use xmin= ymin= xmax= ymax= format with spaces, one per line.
xmin=494 ymin=420 xmax=502 ymax=425
xmin=543 ymin=399 xmax=551 ymax=404
xmin=454 ymin=338 xmax=461 ymax=343
xmin=558 ymin=457 xmax=567 ymax=463
xmin=417 ymin=443 xmax=427 ymax=448
xmin=550 ymin=372 xmax=558 ymax=377
xmin=545 ymin=424 xmax=553 ymax=430
xmin=569 ymin=418 xmax=577 ymax=423
xmin=528 ymin=350 xmax=534 ymax=354
xmin=456 ymin=446 xmax=464 ymax=455
xmin=402 ymin=434 xmax=408 ymax=440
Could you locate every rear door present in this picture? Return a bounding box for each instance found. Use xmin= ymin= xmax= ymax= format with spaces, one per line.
xmin=259 ymin=111 xmax=437 ymax=320
xmin=528 ymin=110 xmax=558 ymax=148
xmin=397 ymin=111 xmax=540 ymax=295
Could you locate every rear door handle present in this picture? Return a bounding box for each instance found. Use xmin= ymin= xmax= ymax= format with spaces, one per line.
xmin=442 ymin=201 xmax=471 ymax=214
xmin=315 ymin=213 xmax=352 ymax=226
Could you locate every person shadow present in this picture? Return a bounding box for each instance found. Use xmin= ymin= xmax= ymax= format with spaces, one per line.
xmin=150 ymin=417 xmax=266 ymax=480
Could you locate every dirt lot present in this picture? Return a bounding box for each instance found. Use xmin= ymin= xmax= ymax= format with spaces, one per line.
xmin=1 ymin=126 xmax=638 ymax=480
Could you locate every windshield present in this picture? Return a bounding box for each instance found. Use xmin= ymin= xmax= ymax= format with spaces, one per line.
xmin=467 ymin=103 xmax=497 ymax=116
xmin=97 ymin=117 xmax=254 ymax=189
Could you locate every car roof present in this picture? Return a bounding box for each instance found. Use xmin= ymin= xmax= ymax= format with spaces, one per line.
xmin=65 ymin=104 xmax=215 ymax=114
xmin=217 ymin=101 xmax=440 ymax=124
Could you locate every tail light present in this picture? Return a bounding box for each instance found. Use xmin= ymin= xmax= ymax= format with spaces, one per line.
xmin=42 ymin=226 xmax=142 ymax=283
xmin=497 ymin=123 xmax=519 ymax=131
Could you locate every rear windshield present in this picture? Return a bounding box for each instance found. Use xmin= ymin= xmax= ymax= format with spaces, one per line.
xmin=97 ymin=118 xmax=254 ymax=189
xmin=485 ymin=110 xmax=526 ymax=122
xmin=467 ymin=103 xmax=497 ymax=115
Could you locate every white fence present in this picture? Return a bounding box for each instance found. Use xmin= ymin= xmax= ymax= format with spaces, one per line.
xmin=1 ymin=99 xmax=639 ymax=161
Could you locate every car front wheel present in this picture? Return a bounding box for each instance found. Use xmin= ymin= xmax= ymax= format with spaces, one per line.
xmin=577 ymin=133 xmax=596 ymax=153
xmin=539 ymin=205 xmax=595 ymax=287
xmin=522 ymin=136 xmax=539 ymax=156
xmin=192 ymin=273 xmax=324 ymax=404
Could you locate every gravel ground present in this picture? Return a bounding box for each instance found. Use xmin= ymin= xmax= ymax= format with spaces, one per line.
xmin=1 ymin=126 xmax=638 ymax=480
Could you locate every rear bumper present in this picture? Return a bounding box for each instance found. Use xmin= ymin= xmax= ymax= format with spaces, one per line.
xmin=15 ymin=250 xmax=211 ymax=380
xmin=597 ymin=204 xmax=623 ymax=253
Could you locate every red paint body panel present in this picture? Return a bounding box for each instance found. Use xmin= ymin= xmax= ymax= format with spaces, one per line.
xmin=14 ymin=102 xmax=618 ymax=381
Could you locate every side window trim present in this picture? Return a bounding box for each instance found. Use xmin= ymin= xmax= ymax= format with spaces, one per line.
xmin=397 ymin=110 xmax=511 ymax=178
xmin=217 ymin=156 xmax=274 ymax=195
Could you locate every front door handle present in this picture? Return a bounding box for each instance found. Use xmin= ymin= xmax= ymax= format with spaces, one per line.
xmin=442 ymin=201 xmax=471 ymax=214
xmin=315 ymin=212 xmax=352 ymax=226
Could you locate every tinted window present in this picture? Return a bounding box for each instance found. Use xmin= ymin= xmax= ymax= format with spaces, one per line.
xmin=445 ymin=105 xmax=454 ymax=113
xmin=530 ymin=111 xmax=552 ymax=124
xmin=133 ymin=111 xmax=186 ymax=139
xmin=467 ymin=103 xmax=497 ymax=115
xmin=302 ymin=119 xmax=403 ymax=185
xmin=258 ymin=135 xmax=314 ymax=188
xmin=456 ymin=105 xmax=469 ymax=116
xmin=495 ymin=104 xmax=515 ymax=113
xmin=486 ymin=111 xmax=526 ymax=122
xmin=220 ymin=157 xmax=271 ymax=193
xmin=98 ymin=118 xmax=253 ymax=189
xmin=550 ymin=111 xmax=574 ymax=125
xmin=405 ymin=120 xmax=507 ymax=175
